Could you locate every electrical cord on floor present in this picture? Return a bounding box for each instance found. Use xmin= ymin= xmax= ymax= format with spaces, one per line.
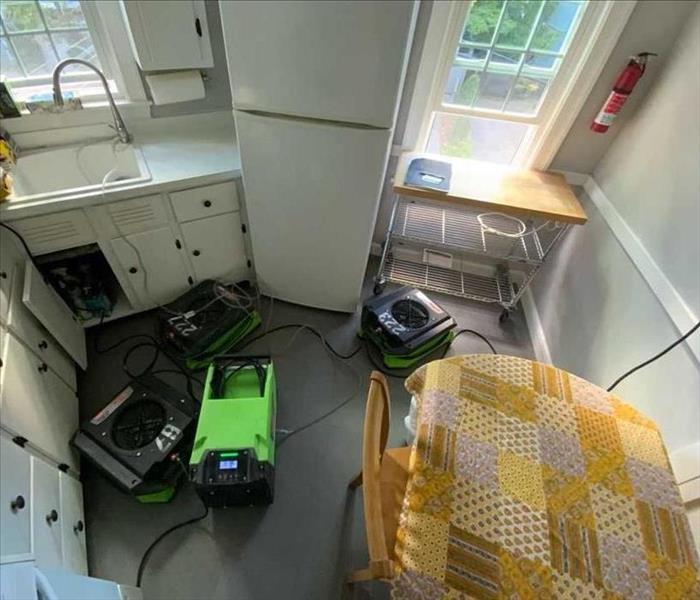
xmin=234 ymin=323 xmax=363 ymax=360
xmin=93 ymin=319 xmax=202 ymax=404
xmin=363 ymin=327 xmax=498 ymax=379
xmin=607 ymin=321 xmax=700 ymax=392
xmin=450 ymin=329 xmax=498 ymax=355
xmin=135 ymin=485 xmax=208 ymax=588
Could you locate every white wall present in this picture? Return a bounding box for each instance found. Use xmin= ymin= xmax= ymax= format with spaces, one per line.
xmin=592 ymin=9 xmax=700 ymax=311
xmin=531 ymin=5 xmax=700 ymax=458
xmin=551 ymin=0 xmax=698 ymax=174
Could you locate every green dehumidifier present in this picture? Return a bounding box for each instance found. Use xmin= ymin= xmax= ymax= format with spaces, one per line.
xmin=189 ymin=356 xmax=276 ymax=507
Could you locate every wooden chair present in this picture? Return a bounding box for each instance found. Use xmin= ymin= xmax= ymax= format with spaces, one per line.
xmin=347 ymin=371 xmax=411 ymax=585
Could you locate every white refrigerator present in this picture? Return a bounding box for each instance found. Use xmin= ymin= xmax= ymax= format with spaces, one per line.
xmin=219 ymin=1 xmax=416 ymax=312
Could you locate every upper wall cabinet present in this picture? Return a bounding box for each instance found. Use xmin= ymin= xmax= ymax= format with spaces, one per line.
xmin=120 ymin=0 xmax=213 ymax=71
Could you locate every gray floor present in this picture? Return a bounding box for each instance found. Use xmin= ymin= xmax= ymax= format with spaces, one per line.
xmin=78 ymin=260 xmax=534 ymax=600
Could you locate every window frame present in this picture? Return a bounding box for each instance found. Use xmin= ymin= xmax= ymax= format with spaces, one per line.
xmin=402 ymin=0 xmax=637 ymax=169
xmin=0 ymin=0 xmax=145 ymax=105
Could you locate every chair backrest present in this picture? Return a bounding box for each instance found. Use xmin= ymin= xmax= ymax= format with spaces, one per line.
xmin=360 ymin=371 xmax=394 ymax=578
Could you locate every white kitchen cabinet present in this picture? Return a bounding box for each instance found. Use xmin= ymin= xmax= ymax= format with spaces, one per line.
xmin=7 ymin=210 xmax=94 ymax=256
xmin=30 ymin=456 xmax=62 ymax=569
xmin=59 ymin=473 xmax=87 ymax=575
xmin=0 ymin=229 xmax=23 ymax=324
xmin=0 ymin=435 xmax=32 ymax=560
xmin=170 ymin=181 xmax=239 ymax=223
xmin=5 ymin=265 xmax=76 ymax=389
xmin=120 ymin=0 xmax=213 ymax=71
xmin=21 ymin=260 xmax=86 ymax=371
xmin=105 ymin=194 xmax=170 ymax=236
xmin=181 ymin=213 xmax=249 ymax=283
xmin=0 ymin=331 xmax=80 ymax=472
xmin=111 ymin=227 xmax=191 ymax=307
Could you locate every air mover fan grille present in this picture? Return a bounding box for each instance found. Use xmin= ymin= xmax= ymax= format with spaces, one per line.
xmin=112 ymin=400 xmax=167 ymax=450
xmin=391 ymin=299 xmax=430 ymax=329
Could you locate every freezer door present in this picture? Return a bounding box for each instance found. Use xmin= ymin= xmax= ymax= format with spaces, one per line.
xmin=235 ymin=111 xmax=391 ymax=312
xmin=220 ymin=1 xmax=415 ymax=128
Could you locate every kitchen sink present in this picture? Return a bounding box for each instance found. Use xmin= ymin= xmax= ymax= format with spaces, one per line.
xmin=8 ymin=139 xmax=151 ymax=202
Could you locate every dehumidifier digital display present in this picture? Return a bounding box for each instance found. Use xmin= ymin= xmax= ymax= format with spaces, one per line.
xmin=219 ymin=460 xmax=238 ymax=470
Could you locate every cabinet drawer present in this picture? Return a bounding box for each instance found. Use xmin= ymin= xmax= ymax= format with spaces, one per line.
xmin=59 ymin=472 xmax=87 ymax=575
xmin=0 ymin=434 xmax=32 ymax=559
xmin=31 ymin=456 xmax=62 ymax=569
xmin=106 ymin=194 xmax=169 ymax=236
xmin=170 ymin=181 xmax=239 ymax=222
xmin=0 ymin=331 xmax=80 ymax=472
xmin=8 ymin=210 xmax=94 ymax=256
xmin=6 ymin=266 xmax=76 ymax=389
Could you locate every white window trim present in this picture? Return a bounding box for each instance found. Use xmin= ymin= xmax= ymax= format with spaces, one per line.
xmin=82 ymin=0 xmax=146 ymax=103
xmin=401 ymin=0 xmax=637 ymax=169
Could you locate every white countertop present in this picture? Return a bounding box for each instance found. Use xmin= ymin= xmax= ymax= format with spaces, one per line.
xmin=1 ymin=111 xmax=241 ymax=221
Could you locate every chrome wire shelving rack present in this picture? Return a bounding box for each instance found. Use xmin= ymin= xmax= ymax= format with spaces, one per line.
xmin=375 ymin=196 xmax=569 ymax=321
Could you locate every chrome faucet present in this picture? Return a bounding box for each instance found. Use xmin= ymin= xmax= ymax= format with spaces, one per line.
xmin=52 ymin=58 xmax=131 ymax=144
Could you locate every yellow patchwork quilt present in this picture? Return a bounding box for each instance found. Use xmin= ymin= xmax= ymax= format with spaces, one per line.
xmin=392 ymin=355 xmax=699 ymax=599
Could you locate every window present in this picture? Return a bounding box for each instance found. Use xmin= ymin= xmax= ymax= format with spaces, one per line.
xmin=406 ymin=0 xmax=634 ymax=168
xmin=0 ymin=0 xmax=118 ymax=104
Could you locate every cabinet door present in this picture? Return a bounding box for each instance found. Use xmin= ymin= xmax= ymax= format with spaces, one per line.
xmin=31 ymin=456 xmax=62 ymax=569
xmin=0 ymin=435 xmax=32 ymax=559
xmin=7 ymin=265 xmax=76 ymax=389
xmin=0 ymin=332 xmax=80 ymax=472
xmin=121 ymin=0 xmax=213 ymax=70
xmin=59 ymin=473 xmax=87 ymax=575
xmin=0 ymin=228 xmax=23 ymax=324
xmin=180 ymin=213 xmax=249 ymax=283
xmin=22 ymin=260 xmax=87 ymax=369
xmin=111 ymin=227 xmax=191 ymax=307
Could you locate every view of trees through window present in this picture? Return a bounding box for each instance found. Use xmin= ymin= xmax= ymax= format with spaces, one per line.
xmin=427 ymin=0 xmax=584 ymax=164
xmin=0 ymin=1 xmax=100 ymax=82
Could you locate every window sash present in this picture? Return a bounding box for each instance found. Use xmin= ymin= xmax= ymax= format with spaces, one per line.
xmin=0 ymin=0 xmax=108 ymax=80
xmin=405 ymin=0 xmax=629 ymax=168
xmin=434 ymin=1 xmax=586 ymax=121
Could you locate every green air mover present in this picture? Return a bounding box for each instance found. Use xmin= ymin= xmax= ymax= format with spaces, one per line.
xmin=189 ymin=356 xmax=276 ymax=507
xmin=157 ymin=280 xmax=262 ymax=370
xmin=360 ymin=287 xmax=456 ymax=369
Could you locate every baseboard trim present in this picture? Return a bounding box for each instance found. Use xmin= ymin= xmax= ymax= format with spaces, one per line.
xmin=552 ymin=170 xmax=589 ymax=186
xmin=521 ymin=288 xmax=553 ymax=365
xmin=584 ymin=176 xmax=700 ymax=365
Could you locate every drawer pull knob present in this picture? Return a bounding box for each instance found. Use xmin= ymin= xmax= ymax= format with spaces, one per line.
xmin=193 ymin=250 xmax=201 ymax=257
xmin=0 ymin=271 xmax=7 ymax=279
xmin=38 ymin=363 xmax=48 ymax=373
xmin=74 ymin=520 xmax=84 ymax=534
xmin=129 ymin=267 xmax=138 ymax=274
xmin=203 ymin=200 xmax=212 ymax=208
xmin=10 ymin=495 xmax=25 ymax=511
xmin=46 ymin=509 xmax=58 ymax=524
xmin=38 ymin=340 xmax=48 ymax=350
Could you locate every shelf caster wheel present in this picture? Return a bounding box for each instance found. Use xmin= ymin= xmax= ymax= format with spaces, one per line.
xmin=373 ymin=281 xmax=385 ymax=296
xmin=499 ymin=309 xmax=510 ymax=324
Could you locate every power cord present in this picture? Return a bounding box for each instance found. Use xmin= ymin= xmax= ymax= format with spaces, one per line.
xmin=607 ymin=321 xmax=699 ymax=391
xmin=363 ymin=327 xmax=498 ymax=379
xmin=135 ymin=484 xmax=208 ymax=587
xmin=0 ymin=221 xmax=39 ymax=270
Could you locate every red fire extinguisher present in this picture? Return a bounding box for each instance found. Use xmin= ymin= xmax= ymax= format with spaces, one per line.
xmin=591 ymin=52 xmax=657 ymax=133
